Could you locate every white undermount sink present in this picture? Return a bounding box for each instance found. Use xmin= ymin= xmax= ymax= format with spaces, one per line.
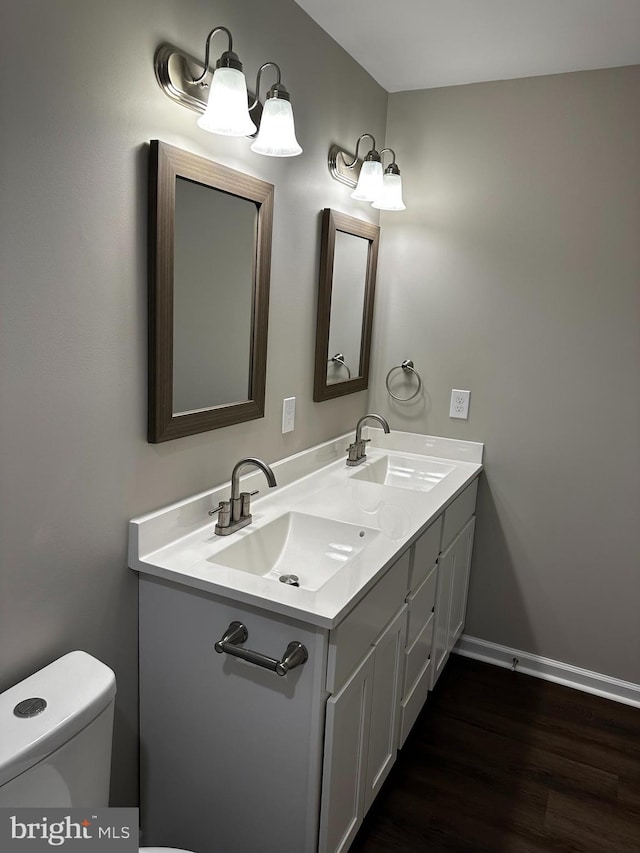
xmin=210 ymin=511 xmax=379 ymax=591
xmin=350 ymin=453 xmax=455 ymax=492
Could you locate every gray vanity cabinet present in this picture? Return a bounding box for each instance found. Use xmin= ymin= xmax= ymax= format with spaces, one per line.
xmin=139 ymin=551 xmax=411 ymax=853
xmin=432 ymin=538 xmax=456 ymax=680
xmin=448 ymin=516 xmax=476 ymax=650
xmin=431 ymin=480 xmax=478 ymax=688
xmin=398 ymin=519 xmax=441 ymax=746
xmin=319 ymin=648 xmax=374 ymax=853
xmin=318 ymin=477 xmax=479 ymax=852
xmin=138 ymin=477 xmax=479 ymax=853
xmin=138 ymin=577 xmax=329 ymax=853
xmin=318 ymin=604 xmax=408 ymax=853
xmin=397 ymin=478 xmax=478 ymax=743
xmin=364 ymin=604 xmax=408 ymax=810
xmin=319 ymin=553 xmax=410 ymax=853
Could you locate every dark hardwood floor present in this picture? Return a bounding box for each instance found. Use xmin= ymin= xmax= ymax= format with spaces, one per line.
xmin=351 ymin=654 xmax=640 ymax=853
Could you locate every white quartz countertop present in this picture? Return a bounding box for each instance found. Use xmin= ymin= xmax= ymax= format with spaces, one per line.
xmin=129 ymin=429 xmax=483 ymax=629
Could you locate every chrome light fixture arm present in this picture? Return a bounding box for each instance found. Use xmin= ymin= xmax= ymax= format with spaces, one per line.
xmin=250 ymin=61 xmax=290 ymax=109
xmin=342 ymin=133 xmax=380 ymax=169
xmin=187 ymin=26 xmax=240 ymax=86
xmin=380 ymin=147 xmax=400 ymax=176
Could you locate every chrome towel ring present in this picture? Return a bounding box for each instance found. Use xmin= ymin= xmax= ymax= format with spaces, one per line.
xmin=327 ymin=352 xmax=352 ymax=379
xmin=385 ymin=359 xmax=422 ymax=401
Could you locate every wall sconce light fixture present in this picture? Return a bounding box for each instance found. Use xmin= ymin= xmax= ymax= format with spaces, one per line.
xmin=347 ymin=134 xmax=383 ymax=201
xmin=250 ymin=63 xmax=302 ymax=157
xmin=328 ymin=135 xmax=406 ymax=210
xmin=373 ymin=149 xmax=406 ymax=211
xmin=154 ymin=27 xmax=301 ymax=156
xmin=192 ymin=27 xmax=256 ymax=137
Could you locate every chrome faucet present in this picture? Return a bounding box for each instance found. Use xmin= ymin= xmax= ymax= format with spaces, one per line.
xmin=346 ymin=413 xmax=391 ymax=466
xmin=210 ymin=457 xmax=277 ymax=536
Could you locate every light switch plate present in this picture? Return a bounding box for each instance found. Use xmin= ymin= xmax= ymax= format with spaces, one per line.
xmin=449 ymin=389 xmax=470 ymax=419
xmin=282 ymin=397 xmax=296 ymax=433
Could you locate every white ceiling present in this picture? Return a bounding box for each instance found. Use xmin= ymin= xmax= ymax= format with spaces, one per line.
xmin=293 ymin=0 xmax=640 ymax=92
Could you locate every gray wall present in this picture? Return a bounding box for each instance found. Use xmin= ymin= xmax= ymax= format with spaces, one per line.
xmin=370 ymin=66 xmax=640 ymax=684
xmin=0 ymin=0 xmax=386 ymax=804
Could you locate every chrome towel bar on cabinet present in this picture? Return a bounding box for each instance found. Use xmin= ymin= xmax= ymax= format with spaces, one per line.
xmin=214 ymin=621 xmax=308 ymax=676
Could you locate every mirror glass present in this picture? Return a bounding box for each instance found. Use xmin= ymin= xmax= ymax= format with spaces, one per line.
xmin=148 ymin=141 xmax=273 ymax=442
xmin=326 ymin=231 xmax=369 ymax=384
xmin=314 ymin=210 xmax=380 ymax=401
xmin=173 ymin=178 xmax=256 ymax=412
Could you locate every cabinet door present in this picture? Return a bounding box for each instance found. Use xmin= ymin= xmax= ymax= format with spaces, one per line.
xmin=364 ymin=605 xmax=408 ymax=813
xmin=431 ymin=541 xmax=454 ymax=687
xmin=318 ymin=649 xmax=375 ymax=853
xmin=448 ymin=516 xmax=475 ymax=648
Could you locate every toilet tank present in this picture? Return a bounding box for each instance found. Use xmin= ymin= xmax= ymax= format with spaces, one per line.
xmin=0 ymin=651 xmax=116 ymax=807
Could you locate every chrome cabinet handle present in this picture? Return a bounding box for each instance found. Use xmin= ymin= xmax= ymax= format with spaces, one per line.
xmin=214 ymin=621 xmax=308 ymax=677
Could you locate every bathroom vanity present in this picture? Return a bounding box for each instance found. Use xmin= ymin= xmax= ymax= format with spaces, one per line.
xmin=130 ymin=429 xmax=482 ymax=853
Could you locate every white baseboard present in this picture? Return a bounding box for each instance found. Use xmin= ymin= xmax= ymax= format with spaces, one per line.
xmin=453 ymin=634 xmax=640 ymax=709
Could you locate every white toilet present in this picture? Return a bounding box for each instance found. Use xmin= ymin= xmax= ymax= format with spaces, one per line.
xmin=0 ymin=650 xmax=194 ymax=853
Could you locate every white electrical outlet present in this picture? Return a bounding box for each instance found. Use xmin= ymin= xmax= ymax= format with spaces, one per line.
xmin=282 ymin=397 xmax=296 ymax=433
xmin=449 ymin=389 xmax=470 ymax=419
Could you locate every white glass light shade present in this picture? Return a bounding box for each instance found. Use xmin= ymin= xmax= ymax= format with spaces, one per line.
xmin=251 ymin=98 xmax=302 ymax=157
xmin=197 ymin=67 xmax=256 ymax=136
xmin=350 ymin=159 xmax=383 ymax=201
xmin=372 ymin=172 xmax=406 ymax=210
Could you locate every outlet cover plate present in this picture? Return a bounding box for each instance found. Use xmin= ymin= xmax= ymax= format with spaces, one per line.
xmin=450 ymin=389 xmax=470 ymax=419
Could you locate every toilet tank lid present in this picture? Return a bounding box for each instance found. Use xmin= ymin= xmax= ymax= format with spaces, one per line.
xmin=0 ymin=651 xmax=116 ymax=787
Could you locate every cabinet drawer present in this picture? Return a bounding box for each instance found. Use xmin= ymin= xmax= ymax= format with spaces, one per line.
xmin=409 ymin=517 xmax=442 ymax=590
xmin=327 ymin=551 xmax=410 ymax=694
xmin=403 ymin=612 xmax=434 ymax=697
xmin=442 ymin=478 xmax=478 ymax=550
xmin=398 ymin=657 xmax=431 ymax=748
xmin=405 ymin=563 xmax=437 ymax=648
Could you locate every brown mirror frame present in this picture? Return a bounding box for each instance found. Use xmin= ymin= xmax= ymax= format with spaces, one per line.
xmin=313 ymin=209 xmax=380 ymax=401
xmin=148 ymin=140 xmax=273 ymax=442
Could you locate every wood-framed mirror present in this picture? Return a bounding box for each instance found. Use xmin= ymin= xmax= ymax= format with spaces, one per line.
xmin=313 ymin=209 xmax=380 ymax=401
xmin=148 ymin=140 xmax=273 ymax=442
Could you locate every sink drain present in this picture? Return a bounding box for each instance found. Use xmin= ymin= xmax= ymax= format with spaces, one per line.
xmin=279 ymin=574 xmax=300 ymax=587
